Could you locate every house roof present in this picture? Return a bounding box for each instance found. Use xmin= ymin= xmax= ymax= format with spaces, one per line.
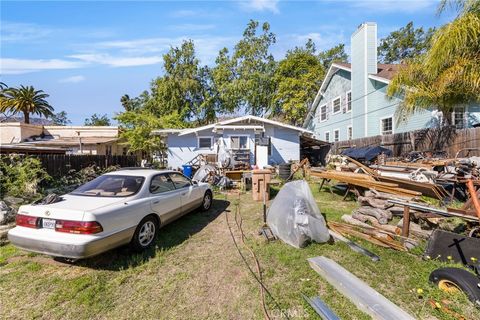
xmin=152 ymin=115 xmax=314 ymax=137
xmin=0 ymin=143 xmax=66 ymax=154
xmin=23 ymin=137 xmax=120 ymax=146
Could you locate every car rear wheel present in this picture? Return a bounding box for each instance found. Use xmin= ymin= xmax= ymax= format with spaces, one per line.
xmin=131 ymin=216 xmax=158 ymax=252
xmin=201 ymin=191 xmax=213 ymax=211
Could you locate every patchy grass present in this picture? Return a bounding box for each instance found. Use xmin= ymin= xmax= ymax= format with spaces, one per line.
xmin=0 ymin=181 xmax=479 ymax=319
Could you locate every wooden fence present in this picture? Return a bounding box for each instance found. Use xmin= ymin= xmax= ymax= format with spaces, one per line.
xmin=331 ymin=126 xmax=480 ymax=158
xmin=34 ymin=155 xmax=139 ymax=177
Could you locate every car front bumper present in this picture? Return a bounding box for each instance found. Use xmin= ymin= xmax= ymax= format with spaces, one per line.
xmin=7 ymin=226 xmax=135 ymax=259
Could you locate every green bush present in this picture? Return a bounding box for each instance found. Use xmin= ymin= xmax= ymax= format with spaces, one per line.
xmin=0 ymin=155 xmax=50 ymax=199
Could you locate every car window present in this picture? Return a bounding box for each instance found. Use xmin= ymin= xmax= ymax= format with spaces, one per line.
xmin=150 ymin=174 xmax=176 ymax=194
xmin=71 ymin=175 xmax=144 ymax=197
xmin=169 ymin=173 xmax=191 ymax=189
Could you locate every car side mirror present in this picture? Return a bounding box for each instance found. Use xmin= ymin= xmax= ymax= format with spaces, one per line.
xmin=192 ymin=180 xmax=198 ymax=185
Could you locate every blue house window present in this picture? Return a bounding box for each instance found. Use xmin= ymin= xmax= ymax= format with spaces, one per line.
xmin=333 ymin=97 xmax=341 ymax=114
xmin=381 ymin=117 xmax=393 ymax=135
xmin=320 ymin=104 xmax=327 ymax=121
xmin=325 ymin=131 xmax=330 ymax=142
xmin=346 ymin=91 xmax=352 ymax=112
xmin=198 ymin=137 xmax=213 ymax=149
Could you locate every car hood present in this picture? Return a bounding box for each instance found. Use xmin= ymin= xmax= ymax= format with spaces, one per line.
xmin=18 ymin=194 xmax=129 ymax=221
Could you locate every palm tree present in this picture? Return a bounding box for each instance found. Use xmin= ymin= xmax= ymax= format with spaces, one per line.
xmin=387 ymin=0 xmax=480 ymax=125
xmin=1 ymin=85 xmax=54 ymax=124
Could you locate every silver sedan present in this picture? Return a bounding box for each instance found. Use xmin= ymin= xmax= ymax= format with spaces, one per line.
xmin=8 ymin=169 xmax=213 ymax=259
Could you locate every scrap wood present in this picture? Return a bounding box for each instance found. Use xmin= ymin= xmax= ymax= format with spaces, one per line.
xmin=354 ymin=206 xmax=392 ymax=225
xmin=428 ymin=299 xmax=467 ymax=320
xmin=329 ymin=221 xmax=407 ymax=251
xmin=357 ymin=195 xmax=393 ymax=209
xmin=310 ymin=171 xmax=422 ymax=197
xmin=307 ymin=256 xmax=416 ymax=320
xmin=351 ymin=213 xmax=399 ymax=234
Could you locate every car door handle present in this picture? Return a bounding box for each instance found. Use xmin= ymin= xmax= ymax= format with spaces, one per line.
xmin=153 ymin=200 xmax=159 ymax=204
xmin=181 ymin=193 xmax=186 ymax=196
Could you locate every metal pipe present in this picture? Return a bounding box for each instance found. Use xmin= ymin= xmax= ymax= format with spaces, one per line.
xmin=387 ymin=199 xmax=479 ymax=222
xmin=302 ymin=294 xmax=340 ymax=320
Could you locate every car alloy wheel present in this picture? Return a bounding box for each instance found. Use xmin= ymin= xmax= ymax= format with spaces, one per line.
xmin=138 ymin=220 xmax=156 ymax=247
xmin=202 ymin=192 xmax=212 ymax=211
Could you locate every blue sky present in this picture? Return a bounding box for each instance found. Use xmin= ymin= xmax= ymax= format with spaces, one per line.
xmin=1 ymin=0 xmax=454 ymax=125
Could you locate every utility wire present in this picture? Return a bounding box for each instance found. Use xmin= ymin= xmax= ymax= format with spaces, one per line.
xmin=224 ymin=191 xmax=290 ymax=320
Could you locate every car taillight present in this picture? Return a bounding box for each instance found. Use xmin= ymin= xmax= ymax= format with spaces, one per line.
xmin=16 ymin=214 xmax=39 ymax=228
xmin=55 ymin=220 xmax=103 ymax=234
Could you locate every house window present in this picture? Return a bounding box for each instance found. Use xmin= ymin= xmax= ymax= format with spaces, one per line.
xmin=381 ymin=117 xmax=393 ymax=135
xmin=452 ymin=107 xmax=465 ymax=129
xmin=320 ymin=104 xmax=327 ymax=121
xmin=334 ymin=129 xmax=339 ymax=142
xmin=198 ymin=137 xmax=213 ymax=149
xmin=346 ymin=91 xmax=352 ymax=112
xmin=347 ymin=126 xmax=353 ymax=140
xmin=230 ymin=136 xmax=249 ymax=150
xmin=333 ymin=97 xmax=341 ymax=114
xmin=325 ymin=132 xmax=330 ymax=142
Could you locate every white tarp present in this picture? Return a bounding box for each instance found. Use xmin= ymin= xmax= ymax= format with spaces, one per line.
xmin=267 ymin=180 xmax=329 ymax=248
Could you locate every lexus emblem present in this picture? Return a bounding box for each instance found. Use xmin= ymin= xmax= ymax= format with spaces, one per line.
xmin=45 ymin=211 xmax=51 ymax=216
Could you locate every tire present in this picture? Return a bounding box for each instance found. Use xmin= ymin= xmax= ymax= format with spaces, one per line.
xmin=429 ymin=267 xmax=480 ymax=307
xmin=130 ymin=215 xmax=158 ymax=252
xmin=200 ymin=190 xmax=213 ymax=211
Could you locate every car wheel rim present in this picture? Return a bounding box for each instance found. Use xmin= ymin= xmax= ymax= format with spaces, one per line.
xmin=138 ymin=221 xmax=155 ymax=247
xmin=204 ymin=194 xmax=211 ymax=209
xmin=438 ymin=280 xmax=461 ymax=294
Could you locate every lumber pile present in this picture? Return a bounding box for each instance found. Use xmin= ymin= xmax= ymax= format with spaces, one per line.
xmin=310 ymin=170 xmax=422 ymax=197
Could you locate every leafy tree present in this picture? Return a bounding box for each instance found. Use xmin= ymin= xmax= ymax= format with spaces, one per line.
xmin=51 ymin=111 xmax=71 ymax=126
xmin=0 ymin=85 xmax=54 ymax=124
xmin=115 ymin=109 xmax=186 ymax=155
xmin=212 ymin=20 xmax=277 ymax=116
xmin=84 ymin=113 xmax=111 ymax=126
xmin=387 ymin=0 xmax=480 ymax=125
xmin=148 ymin=40 xmax=217 ymax=125
xmin=378 ymin=22 xmax=435 ymax=64
xmin=318 ymin=43 xmax=348 ymax=69
xmin=272 ymin=40 xmax=325 ymax=125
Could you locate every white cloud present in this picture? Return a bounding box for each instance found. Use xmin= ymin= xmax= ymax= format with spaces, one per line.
xmin=170 ymin=9 xmax=198 ymax=18
xmin=241 ymin=0 xmax=280 ymax=13
xmin=351 ymin=0 xmax=436 ymax=13
xmin=59 ymin=75 xmax=86 ymax=83
xmin=0 ymin=58 xmax=84 ymax=74
xmin=0 ymin=21 xmax=53 ymax=42
xmin=94 ymin=35 xmax=236 ymax=65
xmin=69 ymin=53 xmax=163 ymax=67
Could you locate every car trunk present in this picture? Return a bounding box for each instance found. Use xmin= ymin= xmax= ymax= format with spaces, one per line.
xmin=17 ymin=194 xmax=126 ymax=221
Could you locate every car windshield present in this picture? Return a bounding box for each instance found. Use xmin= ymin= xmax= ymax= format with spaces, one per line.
xmin=71 ymin=175 xmax=144 ymax=197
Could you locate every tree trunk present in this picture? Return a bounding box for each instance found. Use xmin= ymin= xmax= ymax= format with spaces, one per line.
xmin=23 ymin=111 xmax=30 ymax=124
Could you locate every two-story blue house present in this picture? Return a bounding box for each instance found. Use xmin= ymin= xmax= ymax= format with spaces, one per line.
xmin=303 ymin=22 xmax=480 ymax=143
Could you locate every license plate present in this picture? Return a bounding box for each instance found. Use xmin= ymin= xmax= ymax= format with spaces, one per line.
xmin=42 ymin=218 xmax=56 ymax=229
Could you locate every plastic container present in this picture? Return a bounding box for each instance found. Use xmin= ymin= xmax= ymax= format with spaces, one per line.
xmin=182 ymin=165 xmax=193 ymax=178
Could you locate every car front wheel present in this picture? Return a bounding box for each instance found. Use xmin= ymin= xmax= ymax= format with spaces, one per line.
xmin=201 ymin=191 xmax=213 ymax=211
xmin=131 ymin=216 xmax=158 ymax=252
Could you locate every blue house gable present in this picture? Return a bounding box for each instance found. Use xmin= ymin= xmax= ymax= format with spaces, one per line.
xmin=304 ymin=22 xmax=480 ymax=142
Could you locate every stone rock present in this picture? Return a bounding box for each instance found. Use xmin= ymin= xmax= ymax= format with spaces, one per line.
xmin=3 ymin=196 xmax=24 ymax=206
xmin=0 ymin=201 xmax=16 ymax=225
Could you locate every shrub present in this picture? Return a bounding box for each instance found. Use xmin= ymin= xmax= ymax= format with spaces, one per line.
xmin=0 ymin=155 xmax=50 ymax=199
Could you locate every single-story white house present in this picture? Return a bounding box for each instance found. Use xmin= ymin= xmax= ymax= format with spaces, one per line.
xmin=152 ymin=115 xmax=329 ymax=169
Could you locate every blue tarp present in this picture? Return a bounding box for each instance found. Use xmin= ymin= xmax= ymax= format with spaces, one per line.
xmin=341 ymin=146 xmax=392 ymax=162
